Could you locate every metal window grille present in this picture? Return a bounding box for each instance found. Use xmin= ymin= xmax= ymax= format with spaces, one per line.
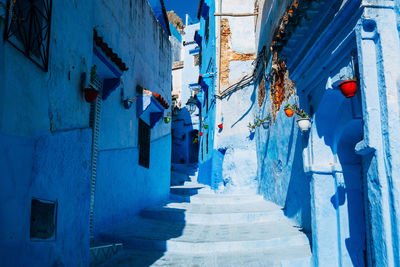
xmin=4 ymin=0 xmax=52 ymax=71
xmin=139 ymin=119 xmax=150 ymax=168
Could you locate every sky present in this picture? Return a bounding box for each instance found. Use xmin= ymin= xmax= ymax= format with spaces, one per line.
xmin=164 ymin=0 xmax=199 ymax=24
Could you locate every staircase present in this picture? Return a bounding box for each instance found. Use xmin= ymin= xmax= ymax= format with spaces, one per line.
xmin=99 ymin=182 xmax=311 ymax=267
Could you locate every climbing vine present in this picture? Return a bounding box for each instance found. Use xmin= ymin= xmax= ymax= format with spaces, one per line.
xmin=268 ymin=0 xmax=301 ymax=121
xmin=258 ymin=77 xmax=266 ymax=107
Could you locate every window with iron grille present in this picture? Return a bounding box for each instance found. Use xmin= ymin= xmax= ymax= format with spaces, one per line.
xmin=139 ymin=119 xmax=151 ymax=168
xmin=4 ymin=0 xmax=52 ymax=71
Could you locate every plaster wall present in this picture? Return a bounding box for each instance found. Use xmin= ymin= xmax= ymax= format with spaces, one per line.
xmin=0 ymin=0 xmax=94 ymax=136
xmin=197 ymin=0 xmax=217 ymax=186
xmin=172 ymin=66 xmax=183 ymax=100
xmin=94 ymin=0 xmax=172 ymax=151
xmin=92 ymin=0 xmax=172 ymax=239
xmin=0 ymin=0 xmax=173 ymax=264
xmin=0 ymin=129 xmax=92 ymax=267
xmin=202 ymin=0 xmax=258 ymax=193
xmin=94 ymin=134 xmax=171 ymax=237
xmin=170 ymin=22 xmax=201 ymax=165
xmin=181 ymin=22 xmax=200 ymax=106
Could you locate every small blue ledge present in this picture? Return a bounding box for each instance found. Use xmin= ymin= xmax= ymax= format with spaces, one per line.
xmin=136 ymin=93 xmax=164 ymax=128
xmin=194 ymin=30 xmax=202 ymax=46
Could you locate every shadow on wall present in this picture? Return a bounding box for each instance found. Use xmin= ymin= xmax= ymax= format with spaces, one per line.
xmin=336 ymin=119 xmax=366 ymax=267
xmin=284 ymin=131 xmax=312 ymax=235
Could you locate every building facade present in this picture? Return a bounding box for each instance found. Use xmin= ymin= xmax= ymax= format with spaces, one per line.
xmin=254 ymin=0 xmax=400 ymax=266
xmin=196 ymin=0 xmax=259 ymax=194
xmin=0 ymin=0 xmax=172 ymax=265
xmin=195 ymin=0 xmax=400 ymax=265
xmin=171 ymin=20 xmax=201 ymax=168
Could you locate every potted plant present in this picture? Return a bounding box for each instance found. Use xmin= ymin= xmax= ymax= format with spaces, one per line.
xmin=248 ymin=114 xmax=271 ymax=131
xmin=284 ymin=104 xmax=295 ymax=117
xmin=296 ymin=109 xmax=311 ymax=132
xmin=164 ymin=117 xmax=171 ymax=123
xmin=338 ymin=56 xmax=358 ymax=98
xmin=338 ymin=78 xmax=357 ymax=98
xmin=204 ymin=124 xmax=208 ymax=129
xmin=84 ymin=65 xmax=100 ymax=103
xmin=262 ymin=114 xmax=271 ymax=129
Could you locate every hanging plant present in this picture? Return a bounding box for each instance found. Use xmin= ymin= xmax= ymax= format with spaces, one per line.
xmin=339 ymin=56 xmax=358 ymax=98
xmin=248 ymin=114 xmax=271 ymax=131
xmin=338 ymin=79 xmax=357 ymax=98
xmin=284 ymin=104 xmax=295 ymax=117
xmin=84 ymin=65 xmax=100 ymax=103
xmin=284 ymin=103 xmax=311 ymax=132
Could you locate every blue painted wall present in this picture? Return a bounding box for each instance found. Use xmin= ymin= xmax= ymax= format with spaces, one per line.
xmin=254 ymin=0 xmax=400 ymax=265
xmin=93 ymin=0 xmax=172 ymax=241
xmin=197 ymin=0 xmax=217 ymax=186
xmin=94 ymin=135 xmax=171 ymax=236
xmin=197 ymin=0 xmax=259 ymax=194
xmin=0 ymin=0 xmax=172 ymax=264
xmin=171 ymin=22 xmax=200 ymax=166
xmin=0 ymin=130 xmax=92 ymax=266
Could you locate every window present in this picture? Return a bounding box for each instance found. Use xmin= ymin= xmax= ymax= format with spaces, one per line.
xmin=5 ymin=0 xmax=52 ymax=71
xmin=193 ymin=54 xmax=200 ymax=66
xmin=201 ymin=138 xmax=204 ymax=161
xmin=30 ymin=198 xmax=57 ymax=241
xmin=206 ymin=89 xmax=209 ymax=112
xmin=205 ymin=16 xmax=209 ymax=42
xmin=206 ymin=133 xmax=209 ymax=154
xmin=139 ymin=119 xmax=151 ymax=168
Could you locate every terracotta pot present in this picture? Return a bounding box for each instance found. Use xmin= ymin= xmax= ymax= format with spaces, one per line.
xmin=218 ymin=123 xmax=223 ymax=129
xmin=284 ymin=108 xmax=294 ymax=117
xmin=339 ymin=79 xmax=357 ymax=98
xmin=84 ymin=88 xmax=99 ymax=103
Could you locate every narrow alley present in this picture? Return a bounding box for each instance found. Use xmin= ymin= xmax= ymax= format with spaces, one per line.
xmin=1 ymin=0 xmax=400 ymax=266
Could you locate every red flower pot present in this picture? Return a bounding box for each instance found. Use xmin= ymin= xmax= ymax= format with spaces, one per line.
xmin=284 ymin=108 xmax=294 ymax=117
xmin=199 ymin=132 xmax=203 ymax=136
xmin=339 ymin=79 xmax=357 ymax=98
xmin=218 ymin=123 xmax=223 ymax=129
xmin=84 ymin=88 xmax=99 ymax=103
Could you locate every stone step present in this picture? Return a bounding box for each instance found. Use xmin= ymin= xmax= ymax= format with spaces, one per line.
xmin=90 ymin=243 xmax=123 ymax=267
xmin=170 ymin=184 xmax=211 ymax=195
xmin=170 ymin=192 xmax=264 ymax=204
xmin=140 ymin=201 xmax=284 ymax=224
xmin=100 ymin=244 xmax=311 ymax=267
xmin=99 ymin=218 xmax=309 ymax=253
